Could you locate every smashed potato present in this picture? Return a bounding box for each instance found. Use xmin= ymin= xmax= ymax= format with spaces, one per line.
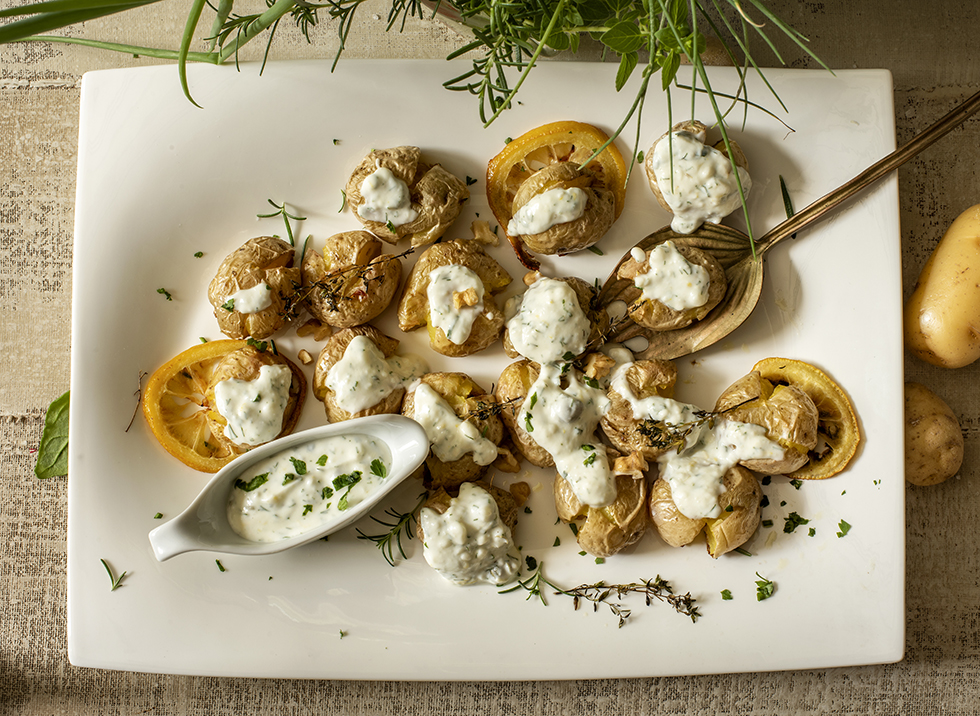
xmin=600 ymin=359 xmax=679 ymax=460
xmin=345 ymin=146 xmax=469 ymax=247
xmin=302 ymin=230 xmax=401 ymax=328
xmin=398 ymin=239 xmax=512 ymax=357
xmin=555 ymin=472 xmax=648 ymax=558
xmin=207 ymin=236 xmax=300 ymax=340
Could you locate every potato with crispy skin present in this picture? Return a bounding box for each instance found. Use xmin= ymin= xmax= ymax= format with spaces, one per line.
xmin=202 ymin=343 xmax=306 ymax=456
xmin=494 ymin=359 xmax=553 ymax=468
xmin=648 ymin=465 xmax=761 ymax=558
xmin=601 ymin=359 xmax=679 ymax=460
xmin=402 ymin=372 xmax=505 ymax=489
xmin=714 ymin=371 xmax=819 ymax=474
xmin=616 ymin=243 xmax=727 ymax=331
xmin=398 ymin=239 xmax=512 ymax=357
xmin=302 ymin=231 xmax=401 ymax=328
xmin=312 ymin=325 xmax=423 ymax=423
xmin=207 ymin=236 xmax=300 ymax=340
xmin=345 ymin=146 xmax=469 ymax=247
xmin=555 ymin=472 xmax=648 ymax=558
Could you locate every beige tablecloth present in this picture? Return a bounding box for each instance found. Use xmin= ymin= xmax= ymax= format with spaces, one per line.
xmin=3 ymin=1 xmax=980 ymax=712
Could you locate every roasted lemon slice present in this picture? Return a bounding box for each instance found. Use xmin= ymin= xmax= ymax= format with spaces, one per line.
xmin=752 ymin=357 xmax=860 ymax=480
xmin=142 ymin=339 xmax=305 ymax=473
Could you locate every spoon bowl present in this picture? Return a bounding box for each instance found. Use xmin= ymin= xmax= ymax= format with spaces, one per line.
xmin=600 ymin=87 xmax=980 ymax=360
xmin=148 ymin=414 xmax=429 ymax=561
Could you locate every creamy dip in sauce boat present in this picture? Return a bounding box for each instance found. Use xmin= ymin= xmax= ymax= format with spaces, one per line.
xmin=148 ymin=415 xmax=429 ymax=561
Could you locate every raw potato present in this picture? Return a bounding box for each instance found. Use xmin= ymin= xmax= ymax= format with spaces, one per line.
xmin=905 ymin=381 xmax=964 ymax=486
xmin=905 ymin=204 xmax=980 ymax=368
xmin=302 ymin=230 xmax=401 ymax=328
xmin=207 ymin=236 xmax=300 ymax=340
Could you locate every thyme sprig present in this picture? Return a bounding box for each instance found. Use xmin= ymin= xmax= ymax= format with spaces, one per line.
xmin=637 ymin=396 xmax=756 ymax=453
xmin=356 ymin=491 xmax=428 ymax=566
xmin=500 ymin=560 xmax=700 ymax=626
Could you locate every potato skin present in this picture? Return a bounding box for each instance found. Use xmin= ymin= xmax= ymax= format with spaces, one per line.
xmin=905 ymin=204 xmax=980 ymax=368
xmin=494 ymin=359 xmax=553 ymax=467
xmin=555 ymin=472 xmax=648 ymax=558
xmin=302 ymin=231 xmax=401 ymax=328
xmin=207 ymin=236 xmax=300 ymax=340
xmin=398 ymin=239 xmax=512 ymax=357
xmin=905 ymin=381 xmax=964 ymax=486
xmin=600 ymin=359 xmax=679 ymax=460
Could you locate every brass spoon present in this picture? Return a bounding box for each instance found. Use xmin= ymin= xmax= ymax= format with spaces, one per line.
xmin=599 ymin=87 xmax=980 ymax=360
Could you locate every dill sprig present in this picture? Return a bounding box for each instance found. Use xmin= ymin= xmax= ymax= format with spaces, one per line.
xmin=500 ymin=560 xmax=700 ymax=626
xmin=356 ymin=491 xmax=428 ymax=566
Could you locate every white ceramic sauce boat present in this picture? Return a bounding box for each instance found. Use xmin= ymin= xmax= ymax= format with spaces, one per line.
xmin=148 ymin=414 xmax=429 ymax=561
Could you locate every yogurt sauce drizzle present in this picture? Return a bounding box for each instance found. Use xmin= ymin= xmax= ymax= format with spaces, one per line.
xmin=421 ymin=482 xmax=520 ymax=586
xmin=426 ymin=264 xmax=485 ymax=345
xmin=325 ymin=335 xmax=427 ymax=414
xmin=227 ymin=434 xmax=391 ymax=542
xmin=630 ymin=242 xmax=710 ymax=311
xmin=357 ymin=165 xmax=419 ymax=227
xmin=651 ymin=130 xmax=752 ymax=234
xmin=506 ymin=277 xmax=591 ymax=364
xmin=411 ymin=383 xmax=498 ymax=466
xmin=519 ymin=363 xmax=615 ymax=507
xmin=213 ymin=364 xmax=292 ymax=446
xmin=224 ymin=283 xmax=273 ymax=314
xmin=507 ymin=187 xmax=587 ymax=236
xmin=609 ymin=359 xmax=782 ymax=519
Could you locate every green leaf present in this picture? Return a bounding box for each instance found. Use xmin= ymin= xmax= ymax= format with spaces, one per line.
xmin=0 ymin=0 xmax=160 ymax=43
xmin=35 ymin=390 xmax=69 ymax=479
xmin=0 ymin=0 xmax=156 ymax=18
xmin=660 ymin=51 xmax=681 ymax=91
xmin=615 ymin=51 xmax=638 ymax=92
xmin=600 ymin=20 xmax=644 ymax=54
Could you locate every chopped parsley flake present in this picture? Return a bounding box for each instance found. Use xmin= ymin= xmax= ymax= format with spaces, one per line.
xmin=783 ymin=512 xmax=810 ymax=534
xmin=303 ymin=504 xmax=313 ymax=516
xmin=790 ymin=479 xmax=803 ymax=490
xmin=216 ymin=560 xmax=226 ymax=572
xmin=525 ymin=555 xmax=537 ymax=571
xmin=316 ymin=454 xmax=328 ymax=466
xmin=157 ymin=287 xmax=173 ymax=301
xmin=837 ymin=519 xmax=852 ymax=538
xmin=721 ymin=589 xmax=733 ymax=600
xmin=755 ymin=573 xmax=775 ymax=601
xmin=153 ymin=512 xmax=163 ymax=519
xmin=221 ymin=298 xmax=235 ymax=312
xmin=235 ymin=473 xmax=268 ymax=492
xmin=289 ymin=457 xmax=307 ymax=475
xmin=193 ymin=251 xmax=203 ymax=258
xmin=370 ymin=459 xmax=387 ymax=479
xmin=553 ymin=537 xmax=561 ymax=547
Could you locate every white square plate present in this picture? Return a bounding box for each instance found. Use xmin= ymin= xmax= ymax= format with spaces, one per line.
xmin=68 ymin=60 xmax=904 ymax=679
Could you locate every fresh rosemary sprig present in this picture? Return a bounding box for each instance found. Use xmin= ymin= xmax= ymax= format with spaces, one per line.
xmin=356 ymin=491 xmax=428 ymax=566
xmin=500 ymin=560 xmax=701 ymax=626
xmin=100 ymin=558 xmax=128 ymax=592
xmin=257 ymin=198 xmax=305 ymax=247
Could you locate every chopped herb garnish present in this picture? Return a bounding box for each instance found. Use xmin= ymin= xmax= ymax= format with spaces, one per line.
xmin=199 ymin=337 xmax=208 ymax=343
xmin=524 ymin=412 xmax=534 ymax=433
xmin=837 ymin=519 xmax=852 ymax=538
xmin=321 ymin=486 xmax=334 ymax=500
xmin=569 ymin=523 xmax=579 ymax=536
xmin=100 ymin=559 xmax=127 ymax=591
xmin=721 ymin=589 xmax=733 ymax=601
xmin=235 ymin=473 xmax=269 ymax=492
xmin=553 ymin=537 xmax=561 ymax=547
xmin=316 ymin=454 xmax=328 ymax=466
xmin=339 ymin=189 xmax=347 ymax=212
xmin=583 ymin=376 xmax=600 ymax=388
xmin=216 ymin=559 xmax=226 ymax=572
xmin=762 ymin=519 xmax=773 ymax=528
xmin=370 ymin=458 xmax=387 ymax=479
xmin=154 ymin=512 xmax=163 ymax=519
xmin=595 ymin=557 xmax=605 ymax=565
xmin=755 ymin=573 xmax=775 ymax=601
xmin=724 ymin=504 xmax=734 ymax=513
xmin=339 ymin=630 xmax=347 ymax=639
xmin=524 ymin=506 xmax=532 ymax=514
xmin=562 ymin=351 xmax=576 ymax=361
xmin=303 ymin=504 xmax=313 ymax=516
xmin=465 ymin=175 xmax=478 ymax=186
xmin=790 ymin=479 xmax=803 ymax=490
xmin=504 ymin=137 xmax=513 ymax=144
xmin=385 ymin=219 xmax=397 ymax=234
xmin=282 ymin=473 xmax=298 ymax=485
xmin=581 ymin=444 xmax=595 ymax=451
xmin=586 ymin=246 xmax=604 ymax=255
xmin=783 ymin=512 xmax=810 ymax=534
xmin=528 ymin=392 xmax=538 ymax=410
xmin=808 ymin=527 xmax=816 ymax=537
xmin=525 ymin=555 xmax=537 ymax=571
xmin=761 ymin=476 xmax=772 ymax=486
xmin=245 ymin=337 xmax=267 ymax=352
xmin=221 ymin=298 xmax=235 ymax=312
xmin=735 ymin=547 xmax=752 ymax=556
xmin=289 ymin=457 xmax=307 ymax=475
xmin=333 ymin=471 xmax=362 ymax=490
xmin=583 ymin=452 xmax=597 ymax=467
xmin=333 ymin=138 xmax=341 ymax=145
xmin=636 ymin=150 xmax=645 ymax=164
xmin=157 ymin=287 xmax=173 ymax=301
xmin=760 ymin=495 xmax=770 ymax=508
xmin=193 ymin=251 xmax=203 ymax=258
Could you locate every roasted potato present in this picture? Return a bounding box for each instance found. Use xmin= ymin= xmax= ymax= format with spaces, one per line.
xmin=402 ymin=372 xmax=505 ymax=489
xmin=615 ymin=242 xmax=727 ymax=331
xmin=905 ymin=204 xmax=980 ymax=368
xmin=398 ymin=239 xmax=512 ymax=357
xmin=503 ymin=274 xmax=608 ymax=362
xmin=417 ymin=481 xmax=523 ymax=543
xmin=301 ymin=230 xmax=401 ymax=328
xmin=600 ymin=359 xmax=679 ymax=460
xmin=905 ymin=381 xmax=964 ymax=486
xmin=509 ymin=161 xmax=617 ymax=255
xmin=345 ymin=146 xmax=469 ymax=247
xmin=714 ymin=371 xmax=819 ymax=474
xmin=555 ymin=472 xmax=648 ymax=558
xmin=312 ymin=325 xmax=424 ymax=423
xmin=207 ymin=236 xmax=301 ymax=339
xmin=494 ymin=359 xmax=553 ymax=467
xmin=648 ymin=465 xmax=761 ymax=558
xmin=644 ymin=119 xmax=751 ymax=234
xmin=202 ymin=343 xmax=306 ymax=455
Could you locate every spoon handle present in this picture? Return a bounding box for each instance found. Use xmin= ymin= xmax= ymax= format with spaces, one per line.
xmin=758 ymin=87 xmax=980 ymax=252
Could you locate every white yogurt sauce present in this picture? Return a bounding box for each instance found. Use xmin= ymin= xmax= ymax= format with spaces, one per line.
xmin=411 ymin=383 xmax=497 ymax=466
xmin=420 ymin=482 xmax=520 ymax=586
xmin=224 ymin=282 xmax=273 ymax=314
xmin=506 ymin=277 xmax=591 ymax=364
xmin=630 ymin=242 xmax=710 ymax=311
xmin=227 ymin=434 xmax=391 ymax=542
xmin=520 ymin=363 xmax=614 ymax=507
xmin=609 ymin=361 xmax=782 ymax=519
xmin=426 ymin=264 xmax=485 ymax=345
xmin=213 ymin=364 xmax=292 ymax=446
xmin=651 ymin=130 xmax=752 ymax=234
xmin=507 ymin=187 xmax=587 ymax=236
xmin=325 ymin=335 xmax=427 ymax=414
xmin=357 ymin=165 xmax=419 ymax=226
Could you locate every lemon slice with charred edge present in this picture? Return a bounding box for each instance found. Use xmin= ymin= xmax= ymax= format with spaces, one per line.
xmin=142 ymin=339 xmax=305 ymax=473
xmin=752 ymin=357 xmax=860 ymax=480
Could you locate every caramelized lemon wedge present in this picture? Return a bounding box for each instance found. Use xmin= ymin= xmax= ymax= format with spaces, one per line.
xmin=752 ymin=357 xmax=860 ymax=480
